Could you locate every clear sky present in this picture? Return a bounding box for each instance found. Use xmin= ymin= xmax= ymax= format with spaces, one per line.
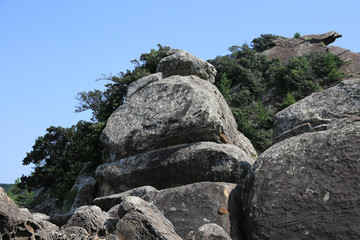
xmin=1 ymin=0 xmax=359 ymax=183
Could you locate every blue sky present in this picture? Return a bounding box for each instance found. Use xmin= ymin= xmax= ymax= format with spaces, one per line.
xmin=1 ymin=0 xmax=359 ymax=183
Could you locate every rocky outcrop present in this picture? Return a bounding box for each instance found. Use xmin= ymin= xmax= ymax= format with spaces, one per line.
xmin=157 ymin=49 xmax=217 ymax=83
xmin=236 ymin=121 xmax=360 ymax=239
xmin=96 ymin=142 xmax=253 ymax=196
xmin=0 ymin=187 xmax=50 ymax=239
xmin=116 ymin=196 xmax=182 ymax=240
xmin=101 ymin=74 xmax=256 ymax=162
xmin=273 ymin=78 xmax=360 ymax=143
xmin=262 ymin=31 xmax=360 ymax=77
xmin=69 ymin=175 xmax=97 ymax=212
xmin=143 ymin=182 xmax=236 ymax=238
xmin=186 ymin=223 xmax=231 ymax=240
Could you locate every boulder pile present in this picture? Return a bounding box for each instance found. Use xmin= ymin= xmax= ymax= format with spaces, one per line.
xmin=1 ymin=34 xmax=359 ymax=239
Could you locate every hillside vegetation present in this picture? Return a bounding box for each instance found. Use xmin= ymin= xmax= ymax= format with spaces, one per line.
xmin=9 ymin=34 xmax=346 ymax=209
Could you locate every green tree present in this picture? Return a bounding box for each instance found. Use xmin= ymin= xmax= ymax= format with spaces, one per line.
xmin=251 ymin=34 xmax=285 ymax=52
xmin=20 ymin=121 xmax=102 ymax=205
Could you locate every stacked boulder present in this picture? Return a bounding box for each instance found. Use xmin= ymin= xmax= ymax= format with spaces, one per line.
xmin=92 ymin=49 xmax=256 ymax=238
xmin=232 ymin=78 xmax=360 ymax=239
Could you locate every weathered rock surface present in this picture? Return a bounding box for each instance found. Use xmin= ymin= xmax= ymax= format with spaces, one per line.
xmin=185 ymin=223 xmax=231 ymax=240
xmin=116 ymin=196 xmax=182 ymax=240
xmin=157 ymin=49 xmax=217 ymax=83
xmin=126 ymin=72 xmax=163 ymax=98
xmin=96 ymin=142 xmax=253 ymax=196
xmin=262 ymin=31 xmax=340 ymax=62
xmin=238 ymin=121 xmax=360 ymax=239
xmin=61 ymin=205 xmax=110 ymax=237
xmin=0 ymin=187 xmax=50 ymax=239
xmin=101 ymin=74 xmax=256 ymax=162
xmin=328 ymin=46 xmax=360 ymax=76
xmin=49 ymin=226 xmax=90 ymax=240
xmin=143 ymin=182 xmax=236 ymax=238
xmin=93 ymin=186 xmax=158 ymax=211
xmin=70 ymin=175 xmax=97 ymax=212
xmin=32 ymin=212 xmax=59 ymax=232
xmin=273 ymin=78 xmax=360 ymax=143
xmin=262 ymin=31 xmax=360 ymax=77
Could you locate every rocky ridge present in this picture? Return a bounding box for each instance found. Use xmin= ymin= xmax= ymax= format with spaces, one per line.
xmin=1 ymin=32 xmax=360 ymax=239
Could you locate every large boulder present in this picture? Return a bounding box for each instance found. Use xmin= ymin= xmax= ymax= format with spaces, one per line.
xmin=96 ymin=142 xmax=254 ymax=196
xmin=157 ymin=49 xmax=217 ymax=83
xmin=0 ymin=187 xmax=50 ymax=239
xmin=273 ymin=78 xmax=360 ymax=143
xmin=237 ymin=121 xmax=360 ymax=239
xmin=116 ymin=196 xmax=182 ymax=240
xmin=143 ymin=182 xmax=236 ymax=238
xmin=101 ymin=74 xmax=256 ymax=163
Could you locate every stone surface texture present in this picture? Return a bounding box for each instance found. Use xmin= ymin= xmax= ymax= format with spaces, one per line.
xmin=143 ymin=182 xmax=236 ymax=238
xmin=101 ymin=75 xmax=256 ymax=162
xmin=238 ymin=121 xmax=360 ymax=239
xmin=185 ymin=223 xmax=231 ymax=240
xmin=157 ymin=49 xmax=217 ymax=83
xmin=273 ymin=78 xmax=360 ymax=142
xmin=93 ymin=186 xmax=158 ymax=211
xmin=116 ymin=196 xmax=182 ymax=240
xmin=70 ymin=175 xmax=97 ymax=212
xmin=96 ymin=142 xmax=253 ymax=196
xmin=0 ymin=187 xmax=50 ymax=240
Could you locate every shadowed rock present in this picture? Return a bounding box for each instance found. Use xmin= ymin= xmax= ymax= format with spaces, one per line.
xmin=238 ymin=121 xmax=360 ymax=239
xmin=96 ymin=142 xmax=254 ymax=196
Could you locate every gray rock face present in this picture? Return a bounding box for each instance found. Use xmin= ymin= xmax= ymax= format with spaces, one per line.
xmin=101 ymin=75 xmax=256 ymax=162
xmin=238 ymin=121 xmax=360 ymax=239
xmin=143 ymin=182 xmax=236 ymax=238
xmin=70 ymin=175 xmax=97 ymax=212
xmin=329 ymin=46 xmax=360 ymax=77
xmin=0 ymin=187 xmax=50 ymax=240
xmin=49 ymin=226 xmax=90 ymax=240
xmin=116 ymin=196 xmax=182 ymax=240
xmin=273 ymin=78 xmax=360 ymax=143
xmin=96 ymin=142 xmax=254 ymax=196
xmin=61 ymin=205 xmax=109 ymax=237
xmin=157 ymin=49 xmax=217 ymax=83
xmin=126 ymin=72 xmax=163 ymax=98
xmin=93 ymin=186 xmax=158 ymax=211
xmin=186 ymin=223 xmax=231 ymax=240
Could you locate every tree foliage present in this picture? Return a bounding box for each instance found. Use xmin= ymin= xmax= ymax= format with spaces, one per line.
xmin=210 ymin=34 xmax=345 ymax=152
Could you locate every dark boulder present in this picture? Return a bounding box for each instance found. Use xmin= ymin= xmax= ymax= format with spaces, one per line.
xmin=143 ymin=182 xmax=236 ymax=238
xmin=238 ymin=121 xmax=360 ymax=239
xmin=96 ymin=142 xmax=253 ymax=196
